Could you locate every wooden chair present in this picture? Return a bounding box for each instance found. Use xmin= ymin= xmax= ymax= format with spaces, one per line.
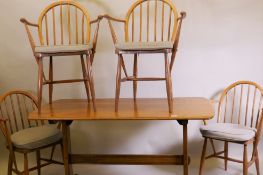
xmin=0 ymin=90 xmax=64 ymax=175
xmin=20 ymin=0 xmax=102 ymax=112
xmin=199 ymin=81 xmax=263 ymax=175
xmin=104 ymin=0 xmax=186 ymax=112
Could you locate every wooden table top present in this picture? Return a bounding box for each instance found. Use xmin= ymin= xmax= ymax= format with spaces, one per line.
xmin=29 ymin=98 xmax=214 ymax=121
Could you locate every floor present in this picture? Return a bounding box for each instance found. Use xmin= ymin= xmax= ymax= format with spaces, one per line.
xmin=0 ymin=139 xmax=262 ymax=175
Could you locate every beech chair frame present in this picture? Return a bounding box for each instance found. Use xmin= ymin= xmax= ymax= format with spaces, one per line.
xmin=199 ymin=81 xmax=263 ymax=175
xmin=104 ymin=0 xmax=186 ymax=112
xmin=0 ymin=90 xmax=64 ymax=175
xmin=20 ymin=0 xmax=102 ymax=112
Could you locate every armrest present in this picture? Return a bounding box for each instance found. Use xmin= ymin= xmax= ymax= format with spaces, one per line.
xmin=103 ymin=14 xmax=126 ymax=44
xmin=20 ymin=18 xmax=39 ymax=53
xmin=90 ymin=15 xmax=103 ymax=51
xmin=20 ymin=18 xmax=38 ymax=27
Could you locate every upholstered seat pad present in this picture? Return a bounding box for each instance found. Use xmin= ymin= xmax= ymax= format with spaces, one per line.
xmin=115 ymin=41 xmax=174 ymax=51
xmin=200 ymin=123 xmax=256 ymax=142
xmin=35 ymin=44 xmax=93 ymax=54
xmin=11 ymin=125 xmax=62 ymax=149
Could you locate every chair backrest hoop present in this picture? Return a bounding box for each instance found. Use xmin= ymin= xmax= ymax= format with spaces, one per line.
xmin=125 ymin=0 xmax=178 ymax=42
xmin=217 ymin=81 xmax=263 ymax=128
xmin=38 ymin=0 xmax=91 ymax=45
xmin=0 ymin=90 xmax=40 ymax=134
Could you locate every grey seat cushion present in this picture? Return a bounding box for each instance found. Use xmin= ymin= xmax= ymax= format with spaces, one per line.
xmin=11 ymin=125 xmax=62 ymax=149
xmin=115 ymin=41 xmax=174 ymax=51
xmin=35 ymin=44 xmax=93 ymax=54
xmin=200 ymin=123 xmax=256 ymax=142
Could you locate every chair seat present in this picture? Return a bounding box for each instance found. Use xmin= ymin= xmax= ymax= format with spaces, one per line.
xmin=35 ymin=44 xmax=93 ymax=54
xmin=200 ymin=123 xmax=256 ymax=142
xmin=115 ymin=41 xmax=174 ymax=51
xmin=11 ymin=125 xmax=62 ymax=149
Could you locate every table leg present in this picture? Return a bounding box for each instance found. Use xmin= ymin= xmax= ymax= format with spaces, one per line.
xmin=178 ymin=120 xmax=189 ymax=175
xmin=62 ymin=121 xmax=73 ymax=175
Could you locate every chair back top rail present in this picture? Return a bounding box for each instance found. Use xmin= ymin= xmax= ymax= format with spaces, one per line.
xmin=38 ymin=0 xmax=91 ymax=46
xmin=124 ymin=0 xmax=179 ymax=42
xmin=217 ymin=81 xmax=263 ymax=129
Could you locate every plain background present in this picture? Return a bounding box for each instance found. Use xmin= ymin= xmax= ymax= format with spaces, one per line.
xmin=0 ymin=0 xmax=263 ymax=174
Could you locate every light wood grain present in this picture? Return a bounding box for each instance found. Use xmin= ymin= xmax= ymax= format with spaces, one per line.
xmin=29 ymin=98 xmax=214 ymax=121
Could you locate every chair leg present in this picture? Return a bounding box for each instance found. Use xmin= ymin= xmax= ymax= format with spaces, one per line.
xmin=86 ymin=54 xmax=96 ymax=111
xmin=115 ymin=54 xmax=122 ymax=112
xmin=255 ymin=149 xmax=260 ymax=175
xmin=37 ymin=57 xmax=43 ymax=113
xmin=48 ymin=56 xmax=53 ymax=104
xmin=80 ymin=55 xmax=91 ymax=101
xmin=133 ymin=54 xmax=138 ymax=100
xmin=224 ymin=141 xmax=228 ymax=171
xmin=199 ymin=137 xmax=208 ymax=175
xmin=36 ymin=150 xmax=41 ymax=175
xmin=24 ymin=153 xmax=29 ymax=175
xmin=243 ymin=144 xmax=248 ymax=175
xmin=7 ymin=152 xmax=13 ymax=175
xmin=164 ymin=53 xmax=173 ymax=113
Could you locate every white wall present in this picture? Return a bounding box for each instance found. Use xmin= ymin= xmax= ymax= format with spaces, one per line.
xmin=0 ymin=0 xmax=263 ymax=174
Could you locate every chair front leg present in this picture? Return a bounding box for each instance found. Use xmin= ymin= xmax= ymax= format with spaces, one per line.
xmin=255 ymin=149 xmax=260 ymax=175
xmin=80 ymin=55 xmax=91 ymax=101
xmin=133 ymin=54 xmax=138 ymax=100
xmin=36 ymin=150 xmax=41 ymax=175
xmin=115 ymin=54 xmax=122 ymax=112
xmin=24 ymin=153 xmax=29 ymax=175
xmin=7 ymin=152 xmax=13 ymax=175
xmin=37 ymin=57 xmax=43 ymax=113
xmin=224 ymin=141 xmax=228 ymax=170
xmin=243 ymin=144 xmax=248 ymax=175
xmin=164 ymin=53 xmax=173 ymax=113
xmin=199 ymin=137 xmax=208 ymax=175
xmin=86 ymin=54 xmax=96 ymax=111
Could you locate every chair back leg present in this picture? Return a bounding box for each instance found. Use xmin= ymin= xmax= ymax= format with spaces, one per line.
xmin=133 ymin=54 xmax=138 ymax=100
xmin=199 ymin=137 xmax=208 ymax=175
xmin=48 ymin=56 xmax=53 ymax=104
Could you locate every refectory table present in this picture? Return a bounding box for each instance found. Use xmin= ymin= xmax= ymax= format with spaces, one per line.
xmin=29 ymin=97 xmax=214 ymax=175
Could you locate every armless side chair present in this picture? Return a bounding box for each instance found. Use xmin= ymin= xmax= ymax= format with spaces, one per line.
xmin=199 ymin=81 xmax=263 ymax=175
xmin=20 ymin=0 xmax=101 ymax=112
xmin=0 ymin=90 xmax=64 ymax=175
xmin=104 ymin=0 xmax=186 ymax=112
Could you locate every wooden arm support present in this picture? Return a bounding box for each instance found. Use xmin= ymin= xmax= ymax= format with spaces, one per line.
xmin=170 ymin=11 xmax=186 ymax=71
xmin=20 ymin=18 xmax=39 ymax=54
xmin=102 ymin=14 xmax=126 ymax=44
xmin=20 ymin=18 xmax=39 ymax=27
xmin=90 ymin=16 xmax=104 ymax=51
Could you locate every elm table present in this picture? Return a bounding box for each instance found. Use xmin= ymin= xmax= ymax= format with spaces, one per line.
xmin=29 ymin=98 xmax=214 ymax=175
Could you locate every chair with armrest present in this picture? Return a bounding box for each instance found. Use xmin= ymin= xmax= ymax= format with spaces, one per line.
xmin=104 ymin=0 xmax=186 ymax=112
xmin=0 ymin=90 xmax=64 ymax=175
xmin=199 ymin=81 xmax=263 ymax=175
xmin=20 ymin=0 xmax=102 ymax=112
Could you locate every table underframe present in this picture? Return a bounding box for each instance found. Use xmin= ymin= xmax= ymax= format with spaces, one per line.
xmin=61 ymin=120 xmax=189 ymax=175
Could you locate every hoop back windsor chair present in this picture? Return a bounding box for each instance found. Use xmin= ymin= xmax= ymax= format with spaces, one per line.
xmin=105 ymin=0 xmax=186 ymax=112
xmin=20 ymin=0 xmax=102 ymax=112
xmin=0 ymin=90 xmax=64 ymax=175
xmin=199 ymin=81 xmax=263 ymax=175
